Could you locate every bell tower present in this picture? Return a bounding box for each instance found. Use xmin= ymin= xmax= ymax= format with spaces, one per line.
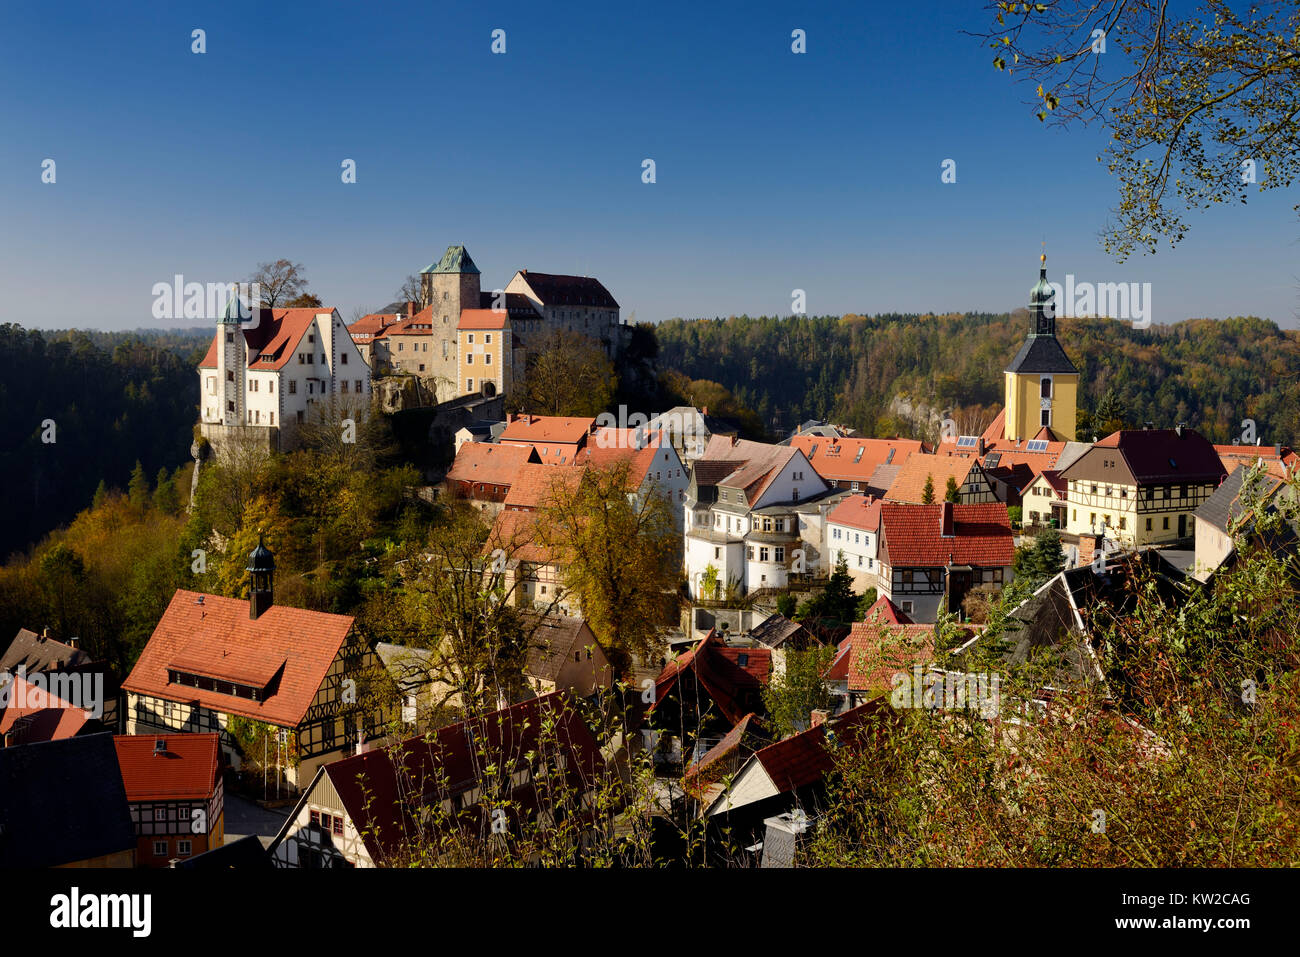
xmin=248 ymin=534 xmax=275 ymax=620
xmin=1004 ymin=253 xmax=1079 ymax=442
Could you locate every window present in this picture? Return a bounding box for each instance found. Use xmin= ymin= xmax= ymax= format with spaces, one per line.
xmin=466 ymin=354 xmax=473 ymax=364
xmin=775 ymin=546 xmax=784 ymax=562
xmin=269 ymin=380 xmax=274 ymax=394
xmin=269 ymin=412 xmax=274 ymax=425
xmin=342 ymin=380 xmax=349 ymax=393
xmin=289 ymin=380 xmax=297 ymax=394
xmin=1040 ymin=377 xmax=1052 ymax=398
xmin=341 ymin=353 xmax=348 ymax=364
xmin=153 ymin=841 xmax=167 ymax=856
xmin=355 ymin=380 xmax=362 ymax=392
xmin=468 ymin=334 xmax=474 ymax=344
xmin=575 ymin=651 xmax=581 ymax=662
xmin=485 ymin=334 xmax=492 ymax=344
xmin=311 ymin=811 xmax=321 ymax=828
xmin=333 ymin=817 xmax=343 ymax=836
xmin=485 ymin=353 xmax=492 ymax=364
xmin=1146 ymin=518 xmax=1153 ymax=531
xmin=901 ymin=601 xmax=914 ymax=614
xmin=1119 ymin=517 xmax=1126 ymax=530
xmin=1041 ymin=409 xmax=1051 ymax=427
xmin=1163 ymin=517 xmax=1170 ymax=530
xmin=225 ymin=331 xmax=234 ymax=344
xmin=227 ymin=370 xmax=235 ymax=381
xmin=308 ymin=333 xmax=315 ymax=343
xmin=442 ymin=340 xmax=449 ymax=358
xmin=466 ymin=379 xmax=474 ymax=391
xmin=759 ymin=547 xmax=769 ymax=561
xmin=177 ymin=840 xmax=192 ymax=856
xmin=154 ymin=807 xmax=168 ymax=822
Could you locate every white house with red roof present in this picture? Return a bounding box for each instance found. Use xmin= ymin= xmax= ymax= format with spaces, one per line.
xmin=684 ymin=436 xmax=836 ymax=598
xmin=824 ymin=494 xmax=883 ymax=590
xmin=876 ymin=501 xmax=1015 ymax=623
xmin=122 ymin=540 xmax=393 ymax=789
xmin=199 ymin=302 xmax=371 ymax=451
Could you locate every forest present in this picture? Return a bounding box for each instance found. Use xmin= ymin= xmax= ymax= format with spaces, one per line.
xmin=653 ymin=311 xmax=1300 ymax=446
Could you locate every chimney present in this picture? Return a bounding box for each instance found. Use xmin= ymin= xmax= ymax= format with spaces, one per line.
xmin=40 ymin=627 xmax=49 ymax=641
xmin=66 ymin=637 xmax=79 ymax=651
xmin=153 ymin=737 xmax=167 ymax=756
xmin=939 ymin=501 xmax=955 ymax=537
xmin=406 ymin=299 xmax=417 ymax=318
xmin=810 ymin=709 xmax=830 ymax=728
xmin=977 ymin=437 xmax=987 ymax=456
xmin=1274 ymin=443 xmax=1281 ymax=456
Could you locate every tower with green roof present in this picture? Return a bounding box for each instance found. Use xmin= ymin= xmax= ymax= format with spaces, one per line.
xmin=420 ymin=244 xmax=481 ymax=328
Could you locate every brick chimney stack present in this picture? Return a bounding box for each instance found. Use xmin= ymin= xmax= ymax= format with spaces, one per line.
xmin=939 ymin=501 xmax=955 ymax=537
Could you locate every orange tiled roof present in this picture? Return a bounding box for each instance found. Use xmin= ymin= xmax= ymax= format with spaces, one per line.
xmin=199 ymin=308 xmax=330 ymax=372
xmin=457 ymin=309 xmax=509 ymax=331
xmin=487 ymin=509 xmax=560 ymax=565
xmin=122 ymin=590 xmax=353 ymax=728
xmin=830 ymin=621 xmax=936 ymax=693
xmin=883 ymin=455 xmax=978 ymax=504
xmin=825 ymin=494 xmax=882 ymax=532
xmin=500 ymin=415 xmax=596 ymax=446
xmin=114 ymin=733 xmax=220 ymax=802
xmin=502 ymin=463 xmax=587 ymax=510
xmin=0 ymin=675 xmax=88 ymax=742
xmin=790 ymin=435 xmax=922 ymax=484
xmin=446 ymin=442 xmax=538 ymax=489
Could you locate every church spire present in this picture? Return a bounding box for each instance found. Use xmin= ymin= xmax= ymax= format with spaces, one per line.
xmin=1029 ymin=251 xmax=1056 ymax=337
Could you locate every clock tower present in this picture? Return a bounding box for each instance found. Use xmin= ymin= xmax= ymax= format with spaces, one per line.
xmin=1004 ymin=253 xmax=1079 ymax=442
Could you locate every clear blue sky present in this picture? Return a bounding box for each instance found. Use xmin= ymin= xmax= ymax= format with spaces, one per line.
xmin=3 ymin=0 xmax=1297 ymax=330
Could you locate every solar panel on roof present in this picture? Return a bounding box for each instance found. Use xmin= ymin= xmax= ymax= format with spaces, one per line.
xmin=885 ymin=448 xmax=896 ymax=464
xmin=956 ymin=436 xmax=978 ymax=448
xmin=1026 ymin=439 xmax=1049 ymax=453
xmin=854 ymin=447 xmax=865 ymax=463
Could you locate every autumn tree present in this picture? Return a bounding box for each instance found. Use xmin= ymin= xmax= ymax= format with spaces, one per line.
xmin=516 ymin=329 xmax=617 ymax=417
xmin=537 ymin=460 xmax=680 ymax=674
xmin=762 ymin=644 xmax=838 ymax=739
xmin=978 ymin=0 xmax=1300 ymax=257
xmin=283 ymin=292 xmax=323 ymax=309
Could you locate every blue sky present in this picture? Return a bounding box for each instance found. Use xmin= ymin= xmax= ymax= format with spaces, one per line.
xmin=2 ymin=0 xmax=1297 ymax=330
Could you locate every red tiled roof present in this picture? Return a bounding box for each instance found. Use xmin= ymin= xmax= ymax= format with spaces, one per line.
xmin=457 ymin=309 xmax=509 ymax=331
xmin=502 ymin=462 xmax=587 ymax=510
xmin=446 ymin=442 xmax=538 ymax=489
xmin=859 ymin=595 xmax=914 ymax=625
xmin=879 ymin=502 xmax=1013 ymax=568
xmin=500 ymin=415 xmax=596 ymax=447
xmin=790 ymin=435 xmax=922 ymax=484
xmin=751 ymin=700 xmax=892 ymax=793
xmin=576 ymin=431 xmax=672 ymax=488
xmin=1214 ymin=444 xmax=1298 ymax=474
xmin=487 ymin=509 xmax=558 ymax=564
xmin=347 ymin=313 xmax=400 ymax=340
xmin=651 ymin=634 xmax=772 ymax=726
xmin=198 ymin=308 xmax=331 ymax=372
xmin=831 ymin=622 xmax=936 ymax=693
xmin=122 ymin=590 xmax=353 ymax=728
xmin=320 ymin=692 xmax=604 ymax=864
xmin=884 ymin=455 xmax=978 ymax=504
xmin=0 ymin=675 xmax=88 ymax=742
xmin=114 ymin=733 xmax=220 ymax=802
xmin=826 ymin=494 xmax=882 ymax=532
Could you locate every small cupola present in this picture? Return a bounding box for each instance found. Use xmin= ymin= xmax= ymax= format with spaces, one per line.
xmin=247 ymin=533 xmax=275 ymax=620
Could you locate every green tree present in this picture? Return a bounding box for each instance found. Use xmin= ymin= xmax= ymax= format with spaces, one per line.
xmin=152 ymin=467 xmax=180 ymax=515
xmin=761 ymin=644 xmax=837 ymax=739
xmin=944 ymin=476 xmax=960 ymax=503
xmin=979 ymin=1 xmax=1300 ymax=258
xmin=127 ymin=460 xmax=150 ymax=514
xmin=921 ymin=474 xmax=936 ymax=504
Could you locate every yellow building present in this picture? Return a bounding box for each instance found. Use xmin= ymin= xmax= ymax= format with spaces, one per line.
xmin=1004 ymin=254 xmax=1078 ymax=442
xmin=457 ymin=308 xmax=516 ymax=399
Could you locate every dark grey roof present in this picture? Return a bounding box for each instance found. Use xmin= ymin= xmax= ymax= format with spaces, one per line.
xmin=0 ymin=733 xmax=136 ymax=867
xmin=747 ymin=614 xmax=810 ymax=649
xmin=522 ymin=614 xmax=595 ymax=682
xmin=1194 ymin=464 xmax=1286 ymax=533
xmin=1005 ymin=335 xmax=1079 ymax=374
xmin=175 ymin=834 xmax=273 ymax=870
xmin=0 ymin=629 xmax=92 ymax=674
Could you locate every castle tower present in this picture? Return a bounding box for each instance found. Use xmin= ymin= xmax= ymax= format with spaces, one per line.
xmin=217 ymin=295 xmax=249 ymax=427
xmin=1004 ymin=253 xmax=1079 ymax=442
xmin=420 ymin=245 xmax=482 ymax=328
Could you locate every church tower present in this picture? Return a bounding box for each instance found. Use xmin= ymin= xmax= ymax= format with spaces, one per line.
xmin=1004 ymin=253 xmax=1079 ymax=442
